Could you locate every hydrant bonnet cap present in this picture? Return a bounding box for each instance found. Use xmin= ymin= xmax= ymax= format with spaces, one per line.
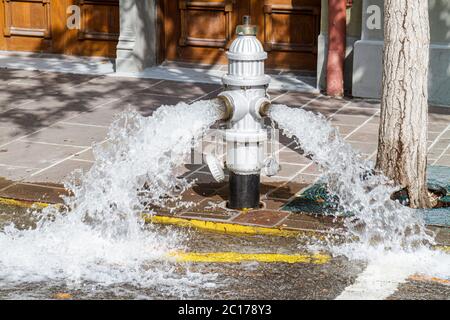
xmin=236 ymin=15 xmax=258 ymax=36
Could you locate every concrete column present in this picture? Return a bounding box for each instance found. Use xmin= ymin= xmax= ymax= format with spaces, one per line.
xmin=352 ymin=0 xmax=450 ymax=107
xmin=352 ymin=0 xmax=384 ymax=100
xmin=116 ymin=0 xmax=158 ymax=73
xmin=116 ymin=0 xmax=137 ymax=72
xmin=317 ymin=0 xmax=329 ymax=90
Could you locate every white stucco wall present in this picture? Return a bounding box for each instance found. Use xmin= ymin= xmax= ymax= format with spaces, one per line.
xmin=352 ymin=0 xmax=450 ymax=106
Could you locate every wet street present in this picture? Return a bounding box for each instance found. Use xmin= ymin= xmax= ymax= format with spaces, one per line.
xmin=0 ymin=203 xmax=448 ymax=300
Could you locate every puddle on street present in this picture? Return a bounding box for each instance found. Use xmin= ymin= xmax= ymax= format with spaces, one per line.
xmin=0 ymin=204 xmax=364 ymax=300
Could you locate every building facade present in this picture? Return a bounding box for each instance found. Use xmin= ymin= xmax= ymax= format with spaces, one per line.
xmin=0 ymin=0 xmax=120 ymax=57
xmin=0 ymin=0 xmax=449 ymax=106
xmin=350 ymin=0 xmax=450 ymax=106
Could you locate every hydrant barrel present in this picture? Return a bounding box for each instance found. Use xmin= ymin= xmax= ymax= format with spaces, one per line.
xmin=208 ymin=16 xmax=275 ymax=210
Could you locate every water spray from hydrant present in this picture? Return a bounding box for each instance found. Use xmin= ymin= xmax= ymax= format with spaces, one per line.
xmin=210 ymin=16 xmax=278 ymax=210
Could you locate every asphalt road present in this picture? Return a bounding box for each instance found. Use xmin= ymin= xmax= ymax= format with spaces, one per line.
xmin=0 ymin=203 xmax=448 ymax=300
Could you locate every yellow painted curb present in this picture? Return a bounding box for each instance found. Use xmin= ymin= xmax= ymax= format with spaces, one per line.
xmin=409 ymin=274 xmax=450 ymax=286
xmin=2 ymin=197 xmax=449 ymax=245
xmin=53 ymin=293 xmax=74 ymax=300
xmin=436 ymin=245 xmax=450 ymax=253
xmin=0 ymin=197 xmax=51 ymax=209
xmin=168 ymin=251 xmax=331 ymax=264
xmin=145 ymin=214 xmax=304 ymax=237
xmin=0 ymin=197 xmax=318 ymax=237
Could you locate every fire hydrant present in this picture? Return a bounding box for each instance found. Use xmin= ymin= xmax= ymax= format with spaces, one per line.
xmin=210 ymin=16 xmax=276 ymax=210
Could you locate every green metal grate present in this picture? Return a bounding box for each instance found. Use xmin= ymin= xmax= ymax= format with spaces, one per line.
xmin=283 ymin=166 xmax=450 ymax=227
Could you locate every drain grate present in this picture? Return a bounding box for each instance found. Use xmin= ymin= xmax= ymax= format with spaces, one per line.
xmin=283 ymin=166 xmax=450 ymax=227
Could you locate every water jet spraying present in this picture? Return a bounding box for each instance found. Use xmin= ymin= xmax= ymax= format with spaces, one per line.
xmin=0 ymin=15 xmax=447 ymax=300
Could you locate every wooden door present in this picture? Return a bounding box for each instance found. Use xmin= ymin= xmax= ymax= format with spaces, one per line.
xmin=0 ymin=0 xmax=119 ymax=57
xmin=162 ymin=0 xmax=321 ymax=71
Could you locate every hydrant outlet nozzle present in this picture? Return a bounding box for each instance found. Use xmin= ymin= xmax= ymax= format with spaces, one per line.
xmin=259 ymin=100 xmax=272 ymax=118
xmin=214 ymin=96 xmax=234 ymax=122
xmin=250 ymin=97 xmax=271 ymax=119
xmin=217 ymin=91 xmax=250 ymax=123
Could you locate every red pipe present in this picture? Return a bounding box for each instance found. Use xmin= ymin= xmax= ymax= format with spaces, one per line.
xmin=326 ymin=0 xmax=347 ymax=97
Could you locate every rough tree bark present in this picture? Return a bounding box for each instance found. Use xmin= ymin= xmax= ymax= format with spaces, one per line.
xmin=376 ymin=0 xmax=432 ymax=208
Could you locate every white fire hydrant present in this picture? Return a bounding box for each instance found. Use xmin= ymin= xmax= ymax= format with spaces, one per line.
xmin=209 ymin=16 xmax=277 ymax=209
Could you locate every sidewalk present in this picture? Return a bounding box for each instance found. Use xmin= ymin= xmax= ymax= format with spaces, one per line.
xmin=0 ymin=51 xmax=318 ymax=92
xmin=0 ymin=68 xmax=449 ymax=244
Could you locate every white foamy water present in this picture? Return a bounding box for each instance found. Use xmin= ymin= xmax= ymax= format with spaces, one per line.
xmin=0 ymin=100 xmax=223 ymax=297
xmin=335 ymin=247 xmax=450 ymax=300
xmin=270 ymin=104 xmax=450 ymax=297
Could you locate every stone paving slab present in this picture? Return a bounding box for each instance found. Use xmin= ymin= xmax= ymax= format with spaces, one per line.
xmin=0 ymin=51 xmax=115 ymax=75
xmin=0 ymin=140 xmax=84 ymax=169
xmin=0 ymin=52 xmax=318 ymax=93
xmin=0 ymin=69 xmax=449 ymax=240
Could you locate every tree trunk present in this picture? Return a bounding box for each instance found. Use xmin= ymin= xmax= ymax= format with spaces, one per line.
xmin=376 ymin=0 xmax=432 ymax=209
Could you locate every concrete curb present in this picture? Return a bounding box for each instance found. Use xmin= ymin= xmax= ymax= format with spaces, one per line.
xmin=0 ymin=196 xmax=332 ymax=238
xmin=144 ymin=214 xmax=323 ymax=238
xmin=1 ymin=196 xmax=449 ymax=250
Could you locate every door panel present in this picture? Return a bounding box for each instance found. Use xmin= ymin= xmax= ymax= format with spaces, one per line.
xmin=70 ymin=0 xmax=119 ymax=56
xmin=260 ymin=0 xmax=320 ymax=70
xmin=5 ymin=0 xmax=51 ymax=37
xmin=179 ymin=0 xmax=234 ymax=48
xmin=1 ymin=0 xmax=52 ymax=52
xmin=163 ymin=0 xmax=321 ymax=71
xmin=78 ymin=0 xmax=119 ymax=41
xmin=0 ymin=0 xmax=119 ymax=57
xmin=164 ymin=0 xmax=249 ymax=65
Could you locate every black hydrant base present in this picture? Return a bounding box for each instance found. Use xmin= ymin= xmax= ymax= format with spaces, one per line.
xmin=228 ymin=172 xmax=260 ymax=210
